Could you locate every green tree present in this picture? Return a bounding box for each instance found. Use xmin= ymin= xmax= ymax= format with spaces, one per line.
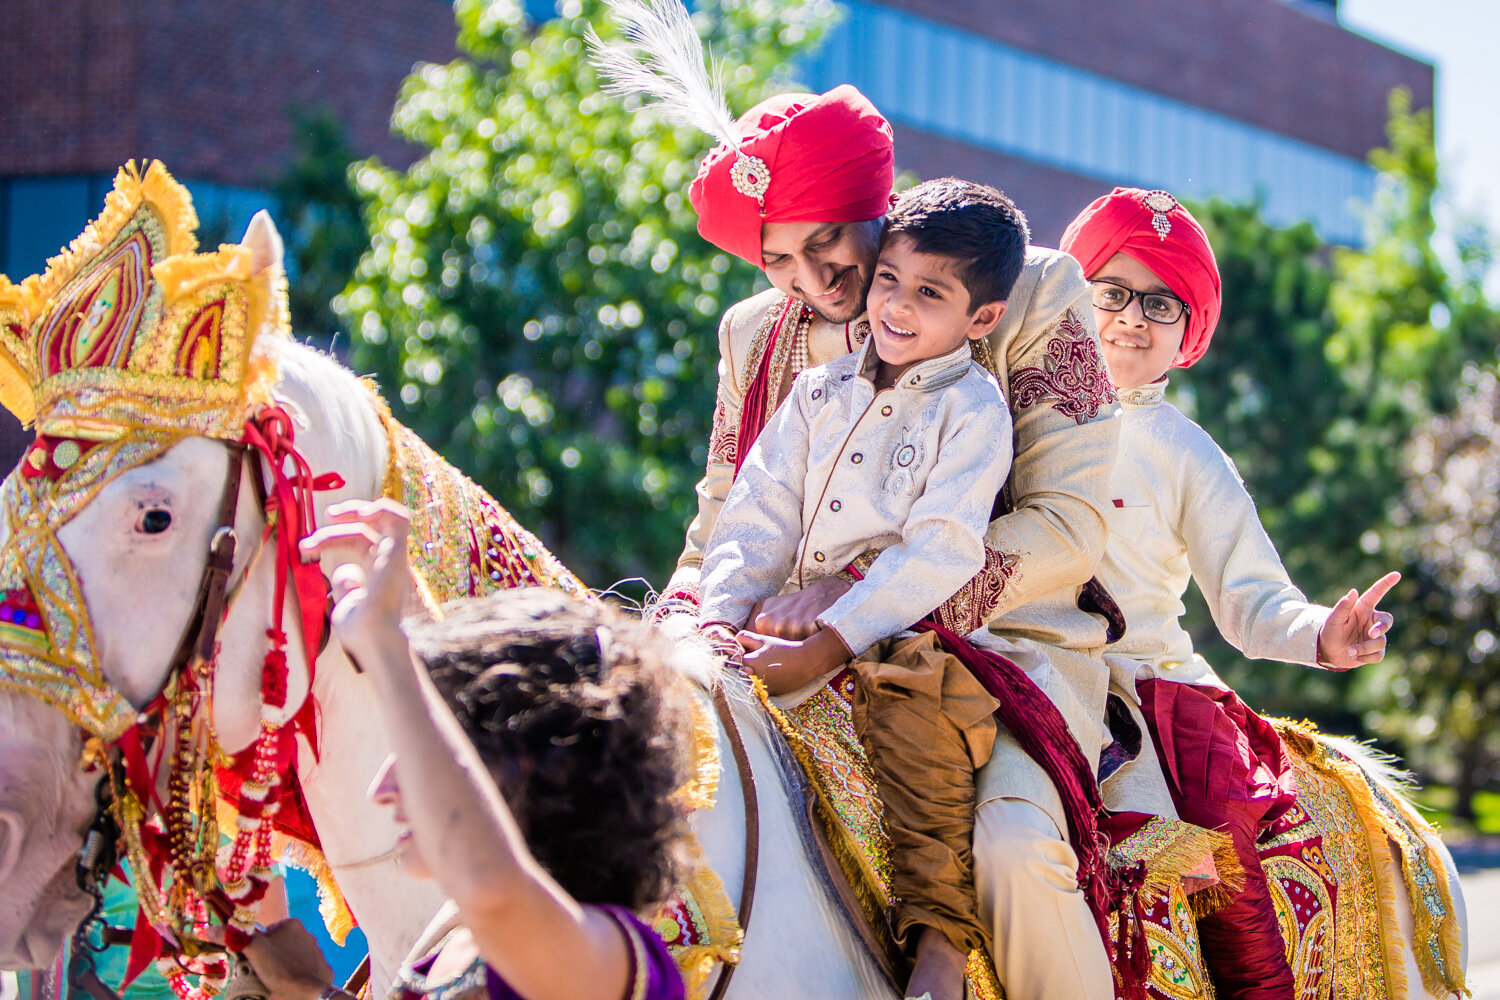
xmin=339 ymin=0 xmax=836 ymax=585
xmin=273 ymin=109 xmax=367 ymax=341
xmin=1374 ymin=364 xmax=1500 ymax=820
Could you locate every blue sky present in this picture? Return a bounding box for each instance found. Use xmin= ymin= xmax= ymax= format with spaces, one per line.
xmin=1342 ymin=0 xmax=1500 ymax=246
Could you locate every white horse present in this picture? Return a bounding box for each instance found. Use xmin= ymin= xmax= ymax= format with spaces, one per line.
xmin=0 ymin=214 xmax=1468 ymax=999
xmin=0 ymin=215 xmax=889 ymax=998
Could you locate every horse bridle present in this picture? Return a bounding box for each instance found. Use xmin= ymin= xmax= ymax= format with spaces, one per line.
xmin=67 ymin=444 xmax=256 ymax=999
xmin=706 ymin=683 xmax=760 ymax=1000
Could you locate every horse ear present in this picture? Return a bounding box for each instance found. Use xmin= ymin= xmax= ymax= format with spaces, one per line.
xmin=240 ymin=211 xmax=285 ymax=275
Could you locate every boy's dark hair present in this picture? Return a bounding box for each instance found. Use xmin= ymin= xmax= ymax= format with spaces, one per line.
xmin=882 ymin=177 xmax=1030 ymax=309
xmin=408 ymin=589 xmax=693 ymax=912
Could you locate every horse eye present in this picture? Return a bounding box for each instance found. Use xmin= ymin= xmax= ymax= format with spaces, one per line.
xmin=137 ymin=508 xmax=172 ymax=535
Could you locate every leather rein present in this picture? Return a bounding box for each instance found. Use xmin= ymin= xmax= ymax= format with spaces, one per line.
xmin=706 ymin=682 xmax=760 ymax=1000
xmin=68 ymin=444 xmax=253 ymax=999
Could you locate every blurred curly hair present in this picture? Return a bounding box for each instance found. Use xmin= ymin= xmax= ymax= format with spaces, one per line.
xmin=406 ymin=588 xmax=695 ymax=913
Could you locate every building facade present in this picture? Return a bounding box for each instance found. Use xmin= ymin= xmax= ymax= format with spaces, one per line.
xmin=800 ymin=0 xmax=1433 ymax=245
xmin=0 ymin=0 xmax=457 ymax=279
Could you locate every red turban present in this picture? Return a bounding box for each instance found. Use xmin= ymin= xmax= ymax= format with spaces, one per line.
xmin=1060 ymin=187 xmax=1221 ymax=369
xmin=688 ymin=84 xmax=894 ymax=267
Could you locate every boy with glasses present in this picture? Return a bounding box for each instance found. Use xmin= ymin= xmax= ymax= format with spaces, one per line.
xmin=1061 ymin=187 xmax=1400 ymax=1000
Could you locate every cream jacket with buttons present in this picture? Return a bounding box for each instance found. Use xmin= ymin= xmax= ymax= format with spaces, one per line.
xmin=674 ymin=248 xmax=1180 ymax=827
xmin=1100 ymin=382 xmax=1330 ymax=692
xmin=698 ymin=338 xmax=1012 ymax=657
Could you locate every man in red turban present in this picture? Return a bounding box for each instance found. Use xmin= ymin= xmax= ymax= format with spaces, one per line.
xmin=657 ymin=79 xmax=1187 ymax=997
xmin=1062 ymin=187 xmax=1403 ymax=1000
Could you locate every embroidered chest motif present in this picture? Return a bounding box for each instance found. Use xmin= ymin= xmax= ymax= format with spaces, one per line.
xmin=1008 ymin=309 xmax=1117 ymax=424
xmin=880 ymin=403 xmax=938 ymax=497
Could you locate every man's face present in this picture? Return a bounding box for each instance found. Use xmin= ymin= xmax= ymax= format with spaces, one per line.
xmin=759 ymin=218 xmax=883 ymax=324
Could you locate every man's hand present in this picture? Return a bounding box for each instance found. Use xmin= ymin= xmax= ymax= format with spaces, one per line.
xmin=738 ymin=627 xmax=852 ymax=694
xmin=1317 ymin=571 xmax=1400 ymax=671
xmin=242 ymin=918 xmax=335 ymax=1000
xmin=748 ymin=577 xmax=853 ymax=639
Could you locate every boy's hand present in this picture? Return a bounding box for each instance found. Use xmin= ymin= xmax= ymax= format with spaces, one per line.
xmin=1317 ymin=571 xmax=1400 ymax=671
xmin=299 ymin=499 xmax=415 ymax=662
xmin=749 ymin=577 xmax=852 ymax=640
xmin=737 ymin=627 xmax=852 ymax=694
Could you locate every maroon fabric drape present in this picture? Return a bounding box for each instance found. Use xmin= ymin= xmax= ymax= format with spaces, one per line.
xmin=1136 ymin=679 xmax=1297 ymax=1000
xmin=733 ymin=298 xmax=798 ymax=478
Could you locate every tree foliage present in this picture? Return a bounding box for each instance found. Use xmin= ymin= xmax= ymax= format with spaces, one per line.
xmin=1377 ymin=367 xmax=1500 ymax=818
xmin=339 ymin=0 xmax=836 ymax=586
xmin=273 ymin=109 xmax=367 ymax=341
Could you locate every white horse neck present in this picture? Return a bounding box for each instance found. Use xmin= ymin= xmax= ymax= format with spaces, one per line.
xmin=252 ymin=340 xmax=446 ymax=991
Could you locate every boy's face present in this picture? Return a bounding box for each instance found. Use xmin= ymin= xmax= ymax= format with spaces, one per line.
xmin=1092 ymin=252 xmax=1189 ymax=390
xmin=760 ymin=218 xmax=884 ymax=324
xmin=866 ymin=235 xmax=1005 ymax=374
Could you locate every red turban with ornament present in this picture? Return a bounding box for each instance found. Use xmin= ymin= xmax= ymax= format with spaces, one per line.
xmin=688 ymin=84 xmax=895 ymax=267
xmin=1060 ymin=187 xmax=1222 ymax=369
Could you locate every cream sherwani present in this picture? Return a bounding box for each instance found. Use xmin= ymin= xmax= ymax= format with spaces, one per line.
xmin=698 ymin=339 xmax=1011 ymax=652
xmin=1100 ymin=382 xmax=1330 ymax=691
xmin=676 ymin=248 xmax=1169 ymax=1000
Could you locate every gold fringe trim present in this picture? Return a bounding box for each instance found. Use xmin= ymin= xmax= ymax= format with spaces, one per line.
xmin=213 ymin=798 xmax=356 ymax=945
xmin=1188 ymin=833 xmax=1250 ymax=920
xmin=676 ymin=696 xmax=721 ymax=813
xmin=667 ymin=836 xmax=744 ymax=1000
xmin=1274 ymin=719 xmax=1469 ymax=998
xmin=746 ymin=676 xmax=897 ymax=961
xmin=280 ymin=838 xmax=357 ymax=947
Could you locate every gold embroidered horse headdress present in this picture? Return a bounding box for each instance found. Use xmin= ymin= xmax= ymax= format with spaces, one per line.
xmin=0 ymin=161 xmax=288 ymax=737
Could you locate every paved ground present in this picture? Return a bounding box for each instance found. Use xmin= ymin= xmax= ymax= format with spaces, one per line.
xmin=1464 ymin=868 xmax=1500 ymax=999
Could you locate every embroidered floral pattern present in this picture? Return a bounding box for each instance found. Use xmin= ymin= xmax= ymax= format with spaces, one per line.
xmin=707 ymin=396 xmax=738 ymax=468
xmin=880 ymin=422 xmax=929 ymax=497
xmin=932 ymin=548 xmax=1020 ymax=634
xmin=1008 ymin=310 xmax=1118 ymax=424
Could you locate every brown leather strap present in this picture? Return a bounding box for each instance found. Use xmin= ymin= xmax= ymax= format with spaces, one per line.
xmin=341 ymin=955 xmax=371 ymax=998
xmin=163 ymin=445 xmax=245 ymax=678
xmin=706 ymin=682 xmax=759 ymax=1000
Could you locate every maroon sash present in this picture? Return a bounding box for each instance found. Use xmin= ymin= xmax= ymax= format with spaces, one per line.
xmin=733 ymin=297 xmax=799 ymax=477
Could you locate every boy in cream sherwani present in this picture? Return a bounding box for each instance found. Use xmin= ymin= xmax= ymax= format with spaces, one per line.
xmin=698 ymin=177 xmax=1026 ymax=1000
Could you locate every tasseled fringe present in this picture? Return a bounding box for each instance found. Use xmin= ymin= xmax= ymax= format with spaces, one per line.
xmin=1272 ymin=718 xmax=1470 ymax=998
xmin=1188 ymin=832 xmax=1250 ymax=920
xmin=664 ymin=837 xmax=744 ymax=1000
xmin=675 ymin=697 xmax=722 ymax=813
xmin=214 ymin=798 xmax=356 ymax=945
xmin=747 ymin=676 xmax=900 ymax=964
xmin=280 ymin=838 xmax=357 ymax=946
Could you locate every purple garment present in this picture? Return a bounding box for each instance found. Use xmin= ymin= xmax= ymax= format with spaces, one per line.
xmin=401 ymin=905 xmax=684 ymax=1000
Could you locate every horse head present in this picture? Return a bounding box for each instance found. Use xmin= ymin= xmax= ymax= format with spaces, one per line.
xmin=0 ymin=164 xmax=450 ymax=984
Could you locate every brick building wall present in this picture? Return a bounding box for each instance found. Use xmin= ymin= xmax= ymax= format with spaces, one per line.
xmin=0 ymin=0 xmax=457 ymax=184
xmin=892 ymin=123 xmax=1114 ymax=247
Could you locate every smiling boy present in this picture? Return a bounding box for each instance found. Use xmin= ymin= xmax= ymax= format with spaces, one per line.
xmin=1062 ymin=188 xmax=1400 ymax=1000
xmin=697 ymin=178 xmax=1027 ymax=1000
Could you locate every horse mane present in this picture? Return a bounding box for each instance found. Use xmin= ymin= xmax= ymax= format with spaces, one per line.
xmin=254 ymin=337 xmax=389 ymax=502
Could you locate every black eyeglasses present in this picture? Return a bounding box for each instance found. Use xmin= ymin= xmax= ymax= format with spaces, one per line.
xmin=1090 ymin=279 xmax=1189 ymax=325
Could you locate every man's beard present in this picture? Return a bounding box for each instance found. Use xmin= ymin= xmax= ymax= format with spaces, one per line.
xmin=801 ymin=266 xmax=872 ymax=324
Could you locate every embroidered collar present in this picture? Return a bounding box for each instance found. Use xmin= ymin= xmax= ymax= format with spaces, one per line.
xmin=856 ymin=336 xmax=974 ymax=392
xmin=1118 ymin=379 xmax=1167 ymax=408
